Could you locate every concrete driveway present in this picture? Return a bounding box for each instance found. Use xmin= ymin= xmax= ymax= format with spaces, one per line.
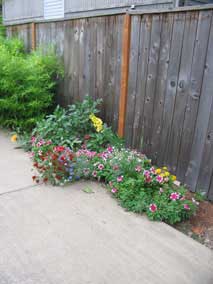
xmin=0 ymin=130 xmax=213 ymax=284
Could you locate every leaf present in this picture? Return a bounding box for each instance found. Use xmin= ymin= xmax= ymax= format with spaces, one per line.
xmin=83 ymin=187 xmax=94 ymax=194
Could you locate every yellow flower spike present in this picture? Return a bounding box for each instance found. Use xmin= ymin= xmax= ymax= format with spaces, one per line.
xmin=155 ymin=168 xmax=161 ymax=174
xmin=11 ymin=134 xmax=18 ymax=143
xmin=164 ymin=171 xmax=170 ymax=177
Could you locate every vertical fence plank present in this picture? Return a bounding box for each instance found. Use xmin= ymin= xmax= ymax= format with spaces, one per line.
xmin=196 ymin=103 xmax=213 ymax=196
xmin=132 ymin=15 xmax=152 ymax=150
xmin=142 ymin=14 xmax=162 ymax=157
xmin=158 ymin=12 xmax=186 ymax=167
xmin=125 ymin=15 xmax=141 ymax=146
xmin=185 ymin=13 xmax=213 ymax=191
xmin=118 ymin=14 xmax=131 ymax=138
xmin=150 ymin=13 xmax=174 ymax=164
xmin=166 ymin=11 xmax=198 ymax=174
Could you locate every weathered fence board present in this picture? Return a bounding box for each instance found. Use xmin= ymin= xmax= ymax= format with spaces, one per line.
xmin=6 ymin=7 xmax=213 ymax=200
xmin=126 ymin=9 xmax=213 ymax=199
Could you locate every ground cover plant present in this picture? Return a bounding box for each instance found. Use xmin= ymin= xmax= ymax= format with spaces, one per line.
xmin=26 ymin=98 xmax=200 ymax=225
xmin=0 ymin=37 xmax=63 ymax=132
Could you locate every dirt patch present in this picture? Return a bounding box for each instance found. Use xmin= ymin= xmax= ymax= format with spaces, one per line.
xmin=175 ymin=199 xmax=213 ymax=250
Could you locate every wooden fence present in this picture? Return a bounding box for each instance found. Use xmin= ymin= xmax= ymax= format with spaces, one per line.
xmin=5 ymin=5 xmax=213 ymax=200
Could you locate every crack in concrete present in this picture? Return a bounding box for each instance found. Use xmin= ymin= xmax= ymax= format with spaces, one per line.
xmin=0 ymin=184 xmax=41 ymax=197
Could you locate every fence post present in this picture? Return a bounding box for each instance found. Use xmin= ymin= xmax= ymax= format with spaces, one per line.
xmin=118 ymin=14 xmax=131 ymax=138
xmin=31 ymin=22 xmax=36 ymax=51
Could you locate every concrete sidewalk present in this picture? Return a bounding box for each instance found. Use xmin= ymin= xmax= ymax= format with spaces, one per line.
xmin=0 ymin=130 xmax=213 ymax=284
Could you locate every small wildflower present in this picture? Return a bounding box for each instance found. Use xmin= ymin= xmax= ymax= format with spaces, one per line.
xmin=149 ymin=204 xmax=157 ymax=213
xmin=135 ymin=165 xmax=142 ymax=173
xmin=159 ymin=188 xmax=164 ymax=194
xmin=170 ymin=192 xmax=180 ymax=201
xmin=117 ymin=176 xmax=123 ymax=182
xmin=184 ymin=204 xmax=190 ymax=210
xmin=156 ymin=175 xmax=164 ymax=184
xmin=163 ymin=166 xmax=168 ymax=170
xmin=155 ymin=168 xmax=161 ymax=174
xmin=92 ymin=171 xmax=97 ymax=178
xmin=98 ymin=164 xmax=104 ymax=170
xmin=111 ymin=188 xmax=118 ymax=194
xmin=171 ymin=175 xmax=177 ymax=181
xmin=11 ymin=134 xmax=18 ymax=143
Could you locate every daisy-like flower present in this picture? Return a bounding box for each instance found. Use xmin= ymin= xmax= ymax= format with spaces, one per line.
xmin=117 ymin=176 xmax=123 ymax=182
xmin=111 ymin=188 xmax=118 ymax=194
xmin=183 ymin=204 xmax=190 ymax=210
xmin=156 ymin=175 xmax=164 ymax=184
xmin=149 ymin=204 xmax=157 ymax=213
xmin=98 ymin=164 xmax=104 ymax=170
xmin=92 ymin=171 xmax=97 ymax=178
xmin=135 ymin=165 xmax=142 ymax=173
xmin=170 ymin=192 xmax=180 ymax=201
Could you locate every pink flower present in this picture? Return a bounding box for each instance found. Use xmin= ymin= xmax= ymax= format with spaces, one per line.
xmin=156 ymin=175 xmax=164 ymax=184
xmin=111 ymin=188 xmax=118 ymax=194
xmin=98 ymin=164 xmax=104 ymax=170
xmin=107 ymin=146 xmax=113 ymax=153
xmin=135 ymin=165 xmax=142 ymax=173
xmin=180 ymin=196 xmax=185 ymax=201
xmin=184 ymin=204 xmax=190 ymax=210
xmin=143 ymin=170 xmax=150 ymax=177
xmin=170 ymin=192 xmax=180 ymax=201
xmin=46 ymin=140 xmax=52 ymax=145
xmin=149 ymin=204 xmax=157 ymax=213
xmin=145 ymin=175 xmax=152 ymax=183
xmin=117 ymin=176 xmax=123 ymax=182
xmin=31 ymin=136 xmax=36 ymax=144
xmin=92 ymin=171 xmax=97 ymax=178
xmin=29 ymin=152 xmax=35 ymax=158
xmin=150 ymin=167 xmax=156 ymax=174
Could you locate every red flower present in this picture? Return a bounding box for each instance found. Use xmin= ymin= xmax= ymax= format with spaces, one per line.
xmin=32 ymin=175 xmax=37 ymax=181
xmin=54 ymin=146 xmax=65 ymax=152
xmin=149 ymin=204 xmax=157 ymax=213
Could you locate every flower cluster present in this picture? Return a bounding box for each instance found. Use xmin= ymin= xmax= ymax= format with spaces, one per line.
xmin=89 ymin=113 xmax=103 ymax=133
xmin=31 ymin=140 xmax=198 ymax=224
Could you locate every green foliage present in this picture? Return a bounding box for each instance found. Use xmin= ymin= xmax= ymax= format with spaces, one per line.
xmin=31 ymin=144 xmax=199 ymax=225
xmin=0 ymin=37 xmax=63 ymax=132
xmin=32 ymin=96 xmax=122 ymax=151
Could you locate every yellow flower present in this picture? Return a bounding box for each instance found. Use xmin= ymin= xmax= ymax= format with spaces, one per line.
xmin=90 ymin=113 xmax=103 ymax=132
xmin=11 ymin=134 xmax=18 ymax=142
xmin=155 ymin=168 xmax=161 ymax=174
xmin=164 ymin=171 xmax=170 ymax=177
xmin=171 ymin=175 xmax=177 ymax=181
xmin=163 ymin=166 xmax=168 ymax=170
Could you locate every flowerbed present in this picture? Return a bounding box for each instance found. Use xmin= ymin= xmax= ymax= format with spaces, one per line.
xmin=12 ymin=97 xmax=200 ymax=225
xmin=30 ymin=140 xmax=199 ymax=225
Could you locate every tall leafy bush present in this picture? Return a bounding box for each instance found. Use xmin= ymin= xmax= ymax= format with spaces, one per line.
xmin=0 ymin=37 xmax=63 ymax=132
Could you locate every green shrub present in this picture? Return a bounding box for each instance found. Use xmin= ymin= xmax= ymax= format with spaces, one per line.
xmin=31 ymin=96 xmax=122 ymax=151
xmin=0 ymin=37 xmax=63 ymax=132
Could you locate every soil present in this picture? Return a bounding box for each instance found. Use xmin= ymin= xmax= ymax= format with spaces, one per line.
xmin=175 ymin=197 xmax=213 ymax=250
